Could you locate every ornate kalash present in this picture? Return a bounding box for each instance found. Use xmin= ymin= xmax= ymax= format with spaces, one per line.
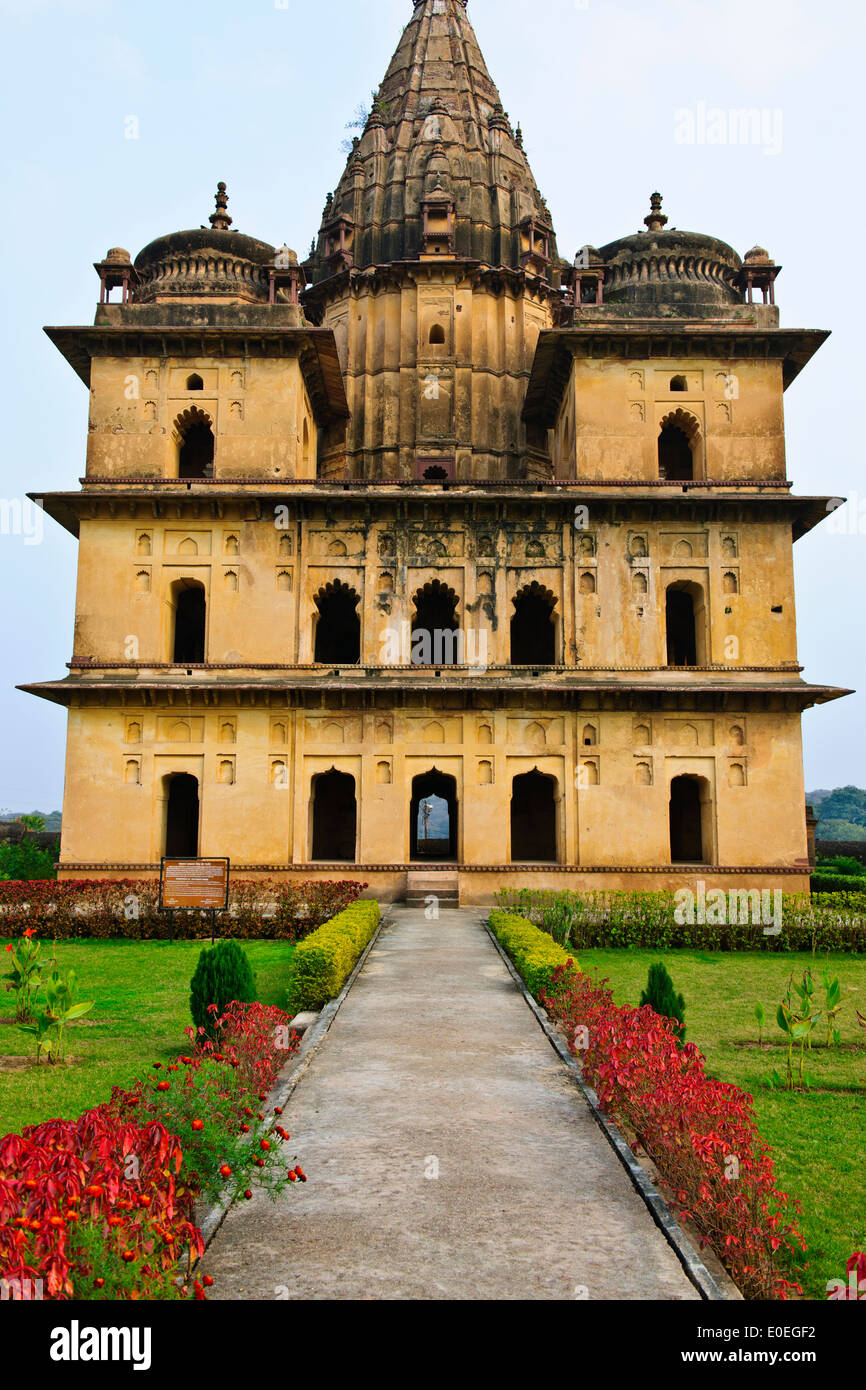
xmin=23 ymin=0 xmax=849 ymax=905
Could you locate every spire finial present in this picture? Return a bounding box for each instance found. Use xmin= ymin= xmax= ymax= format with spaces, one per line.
xmin=209 ymin=182 xmax=233 ymax=232
xmin=644 ymin=191 xmax=668 ymax=232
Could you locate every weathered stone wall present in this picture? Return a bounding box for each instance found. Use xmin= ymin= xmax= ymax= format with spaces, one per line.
xmin=56 ymin=699 xmax=808 ymax=871
xmin=85 ymin=355 xmax=316 ymax=481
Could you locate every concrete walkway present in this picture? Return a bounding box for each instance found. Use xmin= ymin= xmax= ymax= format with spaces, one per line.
xmin=201 ymin=908 xmax=699 ymax=1300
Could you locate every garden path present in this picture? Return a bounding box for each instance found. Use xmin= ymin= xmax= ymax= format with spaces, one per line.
xmin=201 ymin=907 xmax=699 ymax=1300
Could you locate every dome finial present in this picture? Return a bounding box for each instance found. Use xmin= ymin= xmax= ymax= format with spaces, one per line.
xmin=209 ymin=182 xmax=233 ymax=233
xmin=644 ymin=191 xmax=668 ymax=233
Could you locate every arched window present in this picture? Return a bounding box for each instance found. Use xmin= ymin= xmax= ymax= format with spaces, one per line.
xmin=670 ymin=374 xmax=688 ymax=392
xmin=429 ymin=323 xmax=446 ymax=345
xmin=511 ymin=771 xmax=558 ymax=863
xmin=669 ymin=775 xmax=709 ymax=864
xmin=511 ymin=583 xmax=557 ymax=664
xmin=164 ymin=773 xmax=199 ymax=857
xmin=175 ymin=408 xmax=215 ymax=479
xmin=658 ymin=409 xmax=701 ymax=482
xmin=310 ymin=771 xmax=357 ymax=861
xmin=666 ymin=582 xmax=706 ymax=667
xmin=659 ymin=424 xmax=693 ymax=480
xmin=313 ymin=580 xmax=361 ymax=665
xmin=186 ymin=373 xmax=204 ymax=391
xmin=423 ymin=465 xmax=448 ymax=481
xmin=411 ymin=580 xmax=460 ymax=665
xmin=411 ymin=770 xmax=458 ymax=861
xmin=172 ymin=581 xmax=206 ymax=664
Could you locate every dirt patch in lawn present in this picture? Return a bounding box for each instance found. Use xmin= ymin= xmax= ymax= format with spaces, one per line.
xmin=0 ymin=1056 xmax=83 ymax=1072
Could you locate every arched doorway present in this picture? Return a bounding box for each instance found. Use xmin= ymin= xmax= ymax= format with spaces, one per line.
xmin=669 ymin=775 xmax=708 ymax=863
xmin=410 ymin=770 xmax=458 ymax=860
xmin=666 ymin=582 xmax=706 ymax=667
xmin=164 ymin=773 xmax=199 ymax=857
xmin=411 ymin=580 xmax=460 ymax=665
xmin=313 ymin=580 xmax=361 ymax=664
xmin=511 ymin=770 xmax=558 ymax=862
xmin=658 ymin=424 xmax=693 ymax=480
xmin=176 ymin=409 xmax=215 ymax=479
xmin=310 ymin=770 xmax=357 ymax=861
xmin=658 ymin=410 xmax=701 ymax=481
xmin=172 ymin=582 xmax=206 ymax=664
xmin=511 ymin=584 xmax=557 ymax=664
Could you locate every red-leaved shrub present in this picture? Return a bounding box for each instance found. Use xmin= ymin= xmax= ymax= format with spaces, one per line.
xmin=0 ymin=1001 xmax=301 ymax=1300
xmin=540 ymin=966 xmax=806 ymax=1300
xmin=0 ymin=878 xmax=367 ymax=941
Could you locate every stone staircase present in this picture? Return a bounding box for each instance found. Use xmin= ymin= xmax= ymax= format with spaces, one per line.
xmin=404 ymin=870 xmax=460 ymax=910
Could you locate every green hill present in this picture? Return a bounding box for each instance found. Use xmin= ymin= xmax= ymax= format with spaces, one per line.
xmin=809 ymin=787 xmax=866 ymax=841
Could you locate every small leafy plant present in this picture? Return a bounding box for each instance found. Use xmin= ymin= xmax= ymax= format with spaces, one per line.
xmin=821 ymin=965 xmax=843 ymax=1048
xmin=21 ymin=962 xmax=95 ymax=1064
xmin=2 ymin=929 xmax=44 ymax=1021
xmin=776 ymin=972 xmax=821 ymax=1091
xmin=754 ymin=1001 xmax=765 ymax=1047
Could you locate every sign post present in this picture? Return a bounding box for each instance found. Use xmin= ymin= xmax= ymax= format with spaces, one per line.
xmin=159 ymin=859 xmax=230 ymax=944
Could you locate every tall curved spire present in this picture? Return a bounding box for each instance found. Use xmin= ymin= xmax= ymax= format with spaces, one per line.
xmin=305 ymin=0 xmax=558 ymax=280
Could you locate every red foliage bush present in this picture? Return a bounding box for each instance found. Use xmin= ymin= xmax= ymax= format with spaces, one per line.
xmin=0 ymin=878 xmax=368 ymax=941
xmin=827 ymin=1252 xmax=866 ymax=1300
xmin=0 ymin=1110 xmax=201 ymax=1299
xmin=0 ymin=1001 xmax=301 ymax=1300
xmin=540 ymin=966 xmax=806 ymax=1300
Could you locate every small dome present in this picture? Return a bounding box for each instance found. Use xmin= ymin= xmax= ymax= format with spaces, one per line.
xmin=744 ymin=245 xmax=771 ymax=265
xmin=598 ymin=194 xmax=743 ymax=312
xmin=104 ymin=247 xmax=132 ymax=264
xmin=133 ymin=184 xmax=275 ymax=306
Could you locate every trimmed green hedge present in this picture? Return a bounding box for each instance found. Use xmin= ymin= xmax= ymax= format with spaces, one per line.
xmin=494 ymin=888 xmax=866 ymax=953
xmin=285 ymin=901 xmax=381 ymax=1012
xmin=810 ymin=873 xmax=866 ymax=899
xmin=488 ymin=910 xmax=578 ymax=996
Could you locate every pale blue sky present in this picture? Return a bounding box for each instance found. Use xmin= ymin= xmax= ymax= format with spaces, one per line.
xmin=0 ymin=0 xmax=863 ymax=809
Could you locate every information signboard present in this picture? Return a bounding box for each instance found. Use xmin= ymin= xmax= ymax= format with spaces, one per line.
xmin=159 ymin=858 xmax=230 ymax=913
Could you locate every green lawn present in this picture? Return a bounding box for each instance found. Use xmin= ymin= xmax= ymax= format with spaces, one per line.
xmin=0 ymin=940 xmax=295 ymax=1138
xmin=577 ymin=948 xmax=866 ymax=1300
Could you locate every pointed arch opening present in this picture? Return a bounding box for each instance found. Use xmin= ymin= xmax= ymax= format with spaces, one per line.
xmin=669 ymin=774 xmax=711 ymax=864
xmin=164 ymin=773 xmax=200 ymax=857
xmin=174 ymin=407 xmax=215 ymax=480
xmin=658 ymin=409 xmax=701 ymax=482
xmin=411 ymin=769 xmax=458 ymax=861
xmin=411 ymin=579 xmax=460 ymax=665
xmin=511 ymin=583 xmax=557 ymax=665
xmin=511 ymin=770 xmax=558 ymax=863
xmin=310 ymin=770 xmax=357 ymax=861
xmin=170 ymin=579 xmax=206 ymax=664
xmin=313 ymin=579 xmax=361 ymax=665
xmin=666 ymin=581 xmax=706 ymax=667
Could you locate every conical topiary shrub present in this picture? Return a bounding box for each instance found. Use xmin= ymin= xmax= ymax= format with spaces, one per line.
xmin=189 ymin=940 xmax=256 ymax=1042
xmin=639 ymin=960 xmax=686 ymax=1044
